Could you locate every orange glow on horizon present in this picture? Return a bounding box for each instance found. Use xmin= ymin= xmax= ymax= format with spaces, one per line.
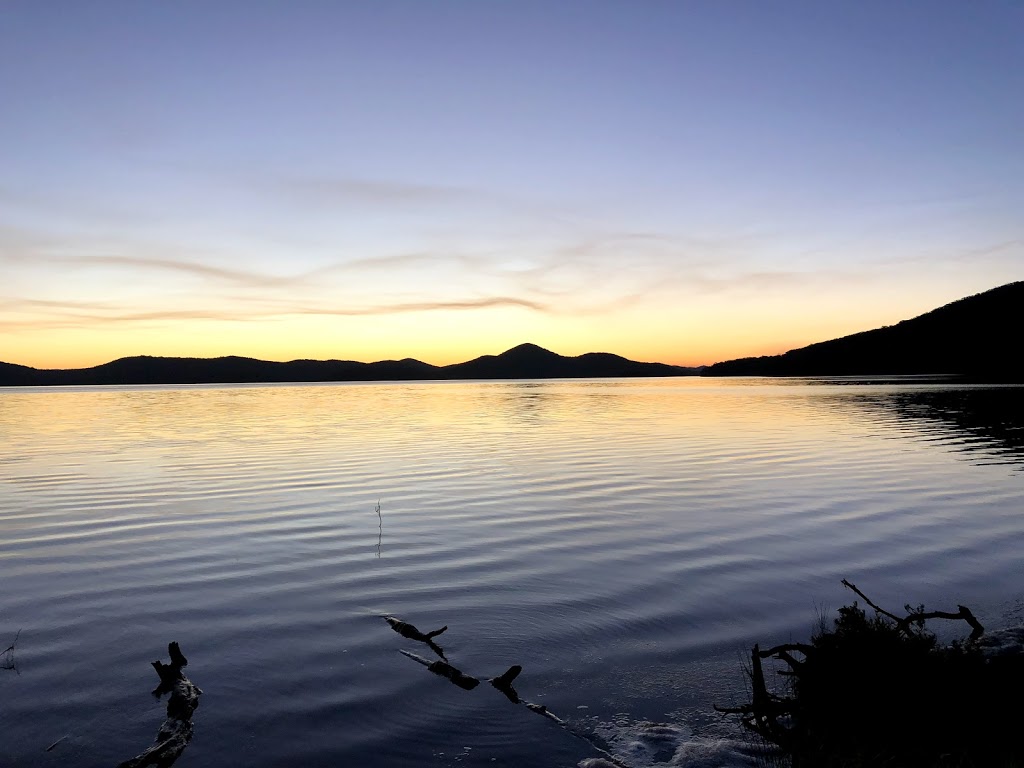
xmin=0 ymin=298 xmax=907 ymax=372
xmin=2 ymin=275 xmax=999 ymax=372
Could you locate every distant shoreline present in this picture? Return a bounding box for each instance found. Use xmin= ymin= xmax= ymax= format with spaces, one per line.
xmin=0 ymin=344 xmax=699 ymax=387
xmin=3 ymin=280 xmax=1023 ymax=386
xmin=4 ymin=372 xmax=1017 ymax=391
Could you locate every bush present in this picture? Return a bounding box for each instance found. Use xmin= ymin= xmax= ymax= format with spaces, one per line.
xmin=719 ymin=582 xmax=1024 ymax=767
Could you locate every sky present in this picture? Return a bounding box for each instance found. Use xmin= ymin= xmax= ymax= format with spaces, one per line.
xmin=2 ymin=1 xmax=1022 ymax=369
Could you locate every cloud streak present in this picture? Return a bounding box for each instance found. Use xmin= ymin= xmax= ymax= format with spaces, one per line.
xmin=272 ymin=175 xmax=475 ymax=208
xmin=0 ymin=221 xmax=880 ymax=335
xmin=51 ymin=254 xmax=310 ymax=287
xmin=0 ymin=215 xmax=929 ymax=339
xmin=32 ymin=249 xmax=494 ymax=290
xmin=0 ymin=295 xmax=553 ymax=332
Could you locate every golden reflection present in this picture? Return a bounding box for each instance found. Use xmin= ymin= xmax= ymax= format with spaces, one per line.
xmin=2 ymin=380 xmax=1019 ymax=471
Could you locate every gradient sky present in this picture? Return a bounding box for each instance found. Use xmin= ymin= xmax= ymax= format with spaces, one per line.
xmin=2 ymin=1 xmax=1022 ymax=369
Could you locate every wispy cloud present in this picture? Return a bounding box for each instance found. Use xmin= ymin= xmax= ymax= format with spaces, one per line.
xmin=50 ymin=254 xmax=309 ymax=287
xmin=0 ymin=206 xmax=916 ymax=338
xmin=273 ymin=175 xmax=474 ymax=208
xmin=938 ymin=238 xmax=1022 ymax=263
xmin=10 ymin=183 xmax=1003 ymax=334
xmin=293 ymin=297 xmax=551 ymax=315
xmin=0 ymin=296 xmax=120 ymax=312
xmin=0 ymin=295 xmax=553 ymax=332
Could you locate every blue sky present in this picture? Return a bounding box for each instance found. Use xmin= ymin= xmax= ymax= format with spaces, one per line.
xmin=2 ymin=1 xmax=1021 ymax=367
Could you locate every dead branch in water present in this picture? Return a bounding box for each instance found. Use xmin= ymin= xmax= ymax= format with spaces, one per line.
xmin=375 ymin=499 xmax=382 ymax=558
xmin=398 ymin=649 xmax=480 ymax=690
xmin=387 ymin=618 xmax=630 ymax=767
xmin=117 ymin=642 xmax=202 ymax=768
xmin=1 ymin=628 xmax=20 ymax=671
xmin=384 ymin=616 xmax=448 ymax=659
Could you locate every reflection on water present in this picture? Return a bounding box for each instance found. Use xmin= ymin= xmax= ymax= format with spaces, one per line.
xmin=849 ymin=386 xmax=1024 ymax=467
xmin=0 ymin=379 xmax=1022 ymax=768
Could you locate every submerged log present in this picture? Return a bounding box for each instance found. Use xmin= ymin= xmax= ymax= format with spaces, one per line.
xmin=398 ymin=649 xmax=480 ymax=690
xmin=385 ymin=616 xmax=448 ymax=659
xmin=388 ymin=619 xmax=628 ymax=766
xmin=117 ymin=642 xmax=202 ymax=768
xmin=489 ymin=664 xmax=522 ymax=703
xmin=384 ymin=616 xmax=447 ymax=642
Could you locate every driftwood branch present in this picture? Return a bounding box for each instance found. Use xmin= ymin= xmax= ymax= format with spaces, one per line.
xmin=398 ymin=649 xmax=480 ymax=690
xmin=757 ymin=642 xmax=814 ymax=658
xmin=842 ymin=579 xmax=984 ymax=641
xmin=757 ymin=642 xmax=813 ymax=675
xmin=907 ymin=605 xmax=984 ymax=641
xmin=385 ymin=616 xmax=448 ymax=659
xmin=490 ymin=664 xmax=522 ymax=703
xmin=388 ymin=617 xmax=630 ymax=767
xmin=117 ymin=642 xmax=202 ymax=768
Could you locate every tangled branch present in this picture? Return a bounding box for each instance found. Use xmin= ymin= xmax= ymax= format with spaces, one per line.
xmin=716 ymin=580 xmax=1024 ymax=767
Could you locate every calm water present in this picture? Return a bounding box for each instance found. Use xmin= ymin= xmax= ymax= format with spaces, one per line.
xmin=2 ymin=378 xmax=1023 ymax=767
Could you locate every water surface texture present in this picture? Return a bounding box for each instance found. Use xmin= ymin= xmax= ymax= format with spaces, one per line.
xmin=2 ymin=379 xmax=1023 ymax=767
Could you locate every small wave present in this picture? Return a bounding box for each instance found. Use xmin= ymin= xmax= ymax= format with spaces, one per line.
xmin=578 ymin=716 xmax=760 ymax=768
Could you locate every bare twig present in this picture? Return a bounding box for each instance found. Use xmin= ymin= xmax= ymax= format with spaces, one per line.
xmin=375 ymin=499 xmax=382 ymax=558
xmin=841 ymin=579 xmax=984 ymax=641
xmin=840 ymin=579 xmax=904 ymax=624
xmin=1 ymin=628 xmax=20 ymax=670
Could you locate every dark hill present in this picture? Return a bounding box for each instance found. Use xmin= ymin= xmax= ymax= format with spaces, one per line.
xmin=0 ymin=361 xmax=41 ymax=386
xmin=0 ymin=355 xmax=443 ymax=386
xmin=702 ymin=281 xmax=1024 ymax=380
xmin=0 ymin=344 xmax=695 ymax=387
xmin=442 ymin=343 xmax=690 ymax=379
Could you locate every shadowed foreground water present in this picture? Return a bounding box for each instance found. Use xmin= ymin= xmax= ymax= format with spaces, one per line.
xmin=2 ymin=378 xmax=1022 ymax=767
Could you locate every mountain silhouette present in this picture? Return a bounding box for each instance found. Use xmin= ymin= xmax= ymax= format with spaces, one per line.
xmin=0 ymin=344 xmax=696 ymax=387
xmin=5 ymin=282 xmax=1020 ymax=386
xmin=0 ymin=361 xmax=38 ymax=386
xmin=443 ymin=343 xmax=686 ymax=379
xmin=702 ymin=281 xmax=1024 ymax=380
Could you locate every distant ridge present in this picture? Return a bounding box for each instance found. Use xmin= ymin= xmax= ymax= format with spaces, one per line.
xmin=0 ymin=343 xmax=697 ymax=387
xmin=702 ymin=281 xmax=1024 ymax=380
xmin=6 ymin=283 xmax=1020 ymax=386
xmin=444 ymin=343 xmax=688 ymax=379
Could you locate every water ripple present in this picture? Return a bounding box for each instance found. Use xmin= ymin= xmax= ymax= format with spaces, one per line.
xmin=2 ymin=379 xmax=1023 ymax=767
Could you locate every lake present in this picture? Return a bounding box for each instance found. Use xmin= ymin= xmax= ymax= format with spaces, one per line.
xmin=2 ymin=378 xmax=1023 ymax=767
